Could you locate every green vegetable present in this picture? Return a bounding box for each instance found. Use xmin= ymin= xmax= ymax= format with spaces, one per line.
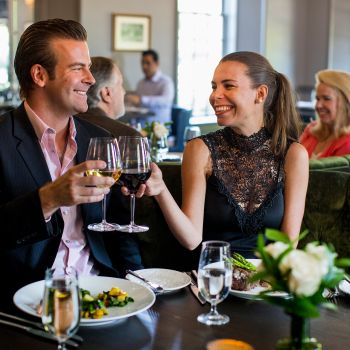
xmin=227 ymin=252 xmax=257 ymax=271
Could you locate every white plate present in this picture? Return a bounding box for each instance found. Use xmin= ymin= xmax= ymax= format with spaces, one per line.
xmin=229 ymin=259 xmax=288 ymax=300
xmin=339 ymin=280 xmax=350 ymax=295
xmin=13 ymin=276 xmax=155 ymax=327
xmin=126 ymin=268 xmax=191 ymax=293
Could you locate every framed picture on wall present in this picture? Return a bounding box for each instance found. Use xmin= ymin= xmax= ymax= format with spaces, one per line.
xmin=112 ymin=14 xmax=151 ymax=51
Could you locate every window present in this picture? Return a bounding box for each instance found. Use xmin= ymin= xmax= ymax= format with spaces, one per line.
xmin=177 ymin=0 xmax=237 ymax=117
xmin=0 ymin=19 xmax=10 ymax=92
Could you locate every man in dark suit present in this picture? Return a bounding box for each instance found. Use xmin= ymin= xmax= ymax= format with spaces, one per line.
xmin=0 ymin=19 xmax=142 ymax=310
xmin=77 ymin=56 xmax=141 ymax=137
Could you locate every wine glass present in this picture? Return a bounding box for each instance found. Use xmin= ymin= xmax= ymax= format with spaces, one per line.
xmin=117 ymin=136 xmax=151 ymax=233
xmin=41 ymin=267 xmax=80 ymax=350
xmin=85 ymin=137 xmax=122 ymax=231
xmin=197 ymin=240 xmax=232 ymax=325
xmin=183 ymin=126 xmax=201 ymax=147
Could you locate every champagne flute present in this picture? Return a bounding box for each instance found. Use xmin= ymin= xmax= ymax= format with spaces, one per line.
xmin=117 ymin=136 xmax=151 ymax=233
xmin=41 ymin=267 xmax=80 ymax=350
xmin=85 ymin=137 xmax=122 ymax=231
xmin=197 ymin=241 xmax=232 ymax=325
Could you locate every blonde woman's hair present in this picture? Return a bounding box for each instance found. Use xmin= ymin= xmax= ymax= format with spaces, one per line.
xmin=312 ymin=69 xmax=350 ymax=139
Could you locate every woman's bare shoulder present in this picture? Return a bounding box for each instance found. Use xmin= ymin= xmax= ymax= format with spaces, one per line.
xmin=182 ymin=138 xmax=211 ymax=175
xmin=285 ymin=142 xmax=309 ymax=169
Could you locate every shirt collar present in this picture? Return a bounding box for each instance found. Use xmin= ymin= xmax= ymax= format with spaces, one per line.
xmin=148 ymin=70 xmax=162 ymax=82
xmin=24 ymin=100 xmax=77 ymax=141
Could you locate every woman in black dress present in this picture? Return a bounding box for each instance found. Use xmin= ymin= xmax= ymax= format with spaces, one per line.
xmin=138 ymin=51 xmax=309 ymax=258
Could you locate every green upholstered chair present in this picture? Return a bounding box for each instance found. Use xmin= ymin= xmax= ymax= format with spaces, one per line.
xmin=300 ymin=170 xmax=350 ymax=261
xmin=309 ymin=156 xmax=350 ymax=172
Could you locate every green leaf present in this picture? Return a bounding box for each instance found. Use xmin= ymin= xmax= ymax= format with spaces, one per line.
xmin=336 ymin=258 xmax=350 ymax=267
xmin=265 ymin=228 xmax=290 ymax=243
xmin=295 ymin=229 xmax=309 ymax=243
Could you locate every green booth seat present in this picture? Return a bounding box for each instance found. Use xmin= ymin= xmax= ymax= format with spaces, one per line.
xmin=309 ymin=155 xmax=350 ymax=173
xmin=300 ymin=170 xmax=350 ymax=262
xmin=134 ymin=164 xmax=350 ymax=269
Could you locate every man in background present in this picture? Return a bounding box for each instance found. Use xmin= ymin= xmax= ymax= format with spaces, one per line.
xmin=77 ymin=56 xmax=140 ymax=137
xmin=125 ymin=49 xmax=174 ymax=123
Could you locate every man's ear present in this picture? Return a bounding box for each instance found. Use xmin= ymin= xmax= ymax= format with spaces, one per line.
xmin=255 ymin=84 xmax=268 ymax=104
xmin=30 ymin=64 xmax=49 ymax=88
xmin=100 ymin=86 xmax=111 ymax=103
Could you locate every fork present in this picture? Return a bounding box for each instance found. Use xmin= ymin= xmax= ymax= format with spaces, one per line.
xmin=126 ymin=270 xmax=164 ymax=294
xmin=0 ymin=312 xmax=83 ymax=343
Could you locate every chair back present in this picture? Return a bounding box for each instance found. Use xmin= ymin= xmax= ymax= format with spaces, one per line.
xmin=169 ymin=106 xmax=191 ymax=152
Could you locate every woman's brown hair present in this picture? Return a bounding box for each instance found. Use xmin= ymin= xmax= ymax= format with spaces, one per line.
xmin=220 ymin=51 xmax=302 ymax=157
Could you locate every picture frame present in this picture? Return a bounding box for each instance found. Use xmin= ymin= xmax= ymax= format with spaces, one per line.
xmin=112 ymin=14 xmax=151 ymax=52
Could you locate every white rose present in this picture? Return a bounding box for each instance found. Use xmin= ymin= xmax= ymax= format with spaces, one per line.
xmin=153 ymin=123 xmax=169 ymax=138
xmin=305 ymin=242 xmax=335 ymax=276
xmin=264 ymin=241 xmax=290 ymax=259
xmin=279 ymin=250 xmax=323 ymax=297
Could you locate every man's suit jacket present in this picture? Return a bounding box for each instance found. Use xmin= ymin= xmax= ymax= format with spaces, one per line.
xmin=77 ymin=108 xmax=141 ymax=138
xmin=0 ymin=104 xmax=142 ymax=309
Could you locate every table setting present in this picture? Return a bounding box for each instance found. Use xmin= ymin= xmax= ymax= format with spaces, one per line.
xmin=1 ymin=228 xmax=350 ymax=349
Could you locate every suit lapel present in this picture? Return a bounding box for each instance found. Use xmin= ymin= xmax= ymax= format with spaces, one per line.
xmin=13 ymin=104 xmax=52 ymax=187
xmin=74 ymin=117 xmax=94 ymax=223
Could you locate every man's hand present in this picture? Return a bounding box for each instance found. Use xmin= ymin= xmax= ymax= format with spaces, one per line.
xmin=125 ymin=93 xmax=141 ymax=106
xmin=39 ymin=160 xmax=115 ymax=218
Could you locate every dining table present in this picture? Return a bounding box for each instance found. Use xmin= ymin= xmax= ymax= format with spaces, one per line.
xmin=0 ymin=285 xmax=349 ymax=350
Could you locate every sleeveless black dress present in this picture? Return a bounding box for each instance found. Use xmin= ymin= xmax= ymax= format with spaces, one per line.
xmin=199 ymin=127 xmax=286 ymax=259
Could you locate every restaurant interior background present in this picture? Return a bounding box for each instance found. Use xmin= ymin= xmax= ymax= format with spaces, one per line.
xmin=1 ymin=0 xmax=350 ymax=119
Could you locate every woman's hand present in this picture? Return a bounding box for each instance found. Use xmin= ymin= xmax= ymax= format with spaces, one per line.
xmin=121 ymin=162 xmax=166 ymax=198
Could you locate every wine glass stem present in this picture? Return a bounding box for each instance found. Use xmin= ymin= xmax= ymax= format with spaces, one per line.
xmin=130 ymin=194 xmax=136 ymax=226
xmin=58 ymin=342 xmax=67 ymax=350
xmin=101 ymin=194 xmax=107 ymax=224
xmin=209 ymin=302 xmax=219 ymax=317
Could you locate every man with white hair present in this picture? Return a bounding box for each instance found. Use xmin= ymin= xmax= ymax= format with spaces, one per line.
xmin=78 ymin=56 xmax=141 ymax=137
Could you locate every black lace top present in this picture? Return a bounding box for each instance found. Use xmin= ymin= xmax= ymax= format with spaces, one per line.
xmin=199 ymin=127 xmax=286 ymax=258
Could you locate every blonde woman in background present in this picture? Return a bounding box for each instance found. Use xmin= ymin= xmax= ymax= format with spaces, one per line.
xmin=300 ymin=69 xmax=350 ymax=158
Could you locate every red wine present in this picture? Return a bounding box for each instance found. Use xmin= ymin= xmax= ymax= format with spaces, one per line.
xmin=119 ymin=169 xmax=151 ymax=193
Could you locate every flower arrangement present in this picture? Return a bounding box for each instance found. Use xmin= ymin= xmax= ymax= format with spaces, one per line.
xmin=254 ymin=229 xmax=350 ymax=349
xmin=140 ymin=121 xmax=171 ymax=139
xmin=141 ymin=121 xmax=172 ymax=162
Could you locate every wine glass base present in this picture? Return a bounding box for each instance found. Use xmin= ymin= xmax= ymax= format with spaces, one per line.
xmin=87 ymin=222 xmax=120 ymax=232
xmin=197 ymin=312 xmax=230 ymax=326
xmin=116 ymin=224 xmax=149 ymax=233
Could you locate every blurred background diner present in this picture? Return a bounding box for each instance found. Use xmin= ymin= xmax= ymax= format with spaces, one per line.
xmin=77 ymin=56 xmax=141 ymax=137
xmin=124 ymin=49 xmax=175 ymax=125
xmin=300 ymin=69 xmax=350 ymax=159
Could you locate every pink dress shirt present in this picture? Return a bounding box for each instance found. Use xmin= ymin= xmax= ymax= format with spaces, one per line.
xmin=24 ymin=101 xmax=98 ymax=276
xmin=300 ymin=121 xmax=350 ymax=158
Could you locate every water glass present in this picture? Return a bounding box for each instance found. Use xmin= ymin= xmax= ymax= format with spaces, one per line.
xmin=183 ymin=126 xmax=201 ymax=147
xmin=42 ymin=267 xmax=80 ymax=350
xmin=197 ymin=241 xmax=232 ymax=325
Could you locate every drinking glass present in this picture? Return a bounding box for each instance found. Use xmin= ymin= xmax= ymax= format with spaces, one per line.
xmin=41 ymin=267 xmax=80 ymax=350
xmin=183 ymin=126 xmax=201 ymax=147
xmin=85 ymin=137 xmax=122 ymax=231
xmin=197 ymin=240 xmax=232 ymax=325
xmin=117 ymin=136 xmax=151 ymax=233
